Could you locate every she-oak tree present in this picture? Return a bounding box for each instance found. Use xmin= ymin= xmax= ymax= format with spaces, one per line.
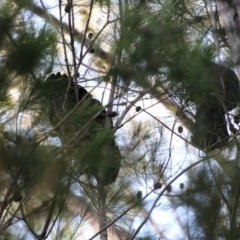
xmin=0 ymin=0 xmax=240 ymax=239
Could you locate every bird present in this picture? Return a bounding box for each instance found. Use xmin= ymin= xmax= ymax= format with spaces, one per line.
xmin=44 ymin=73 xmax=121 ymax=185
xmin=191 ymin=64 xmax=240 ymax=151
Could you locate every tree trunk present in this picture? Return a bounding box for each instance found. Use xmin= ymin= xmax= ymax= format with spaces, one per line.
xmin=216 ymin=0 xmax=240 ymax=72
xmin=98 ymin=184 xmax=108 ymax=240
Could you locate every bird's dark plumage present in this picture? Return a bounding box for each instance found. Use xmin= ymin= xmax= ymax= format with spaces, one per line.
xmin=45 ymin=73 xmax=121 ymax=185
xmin=192 ymin=64 xmax=240 ymax=151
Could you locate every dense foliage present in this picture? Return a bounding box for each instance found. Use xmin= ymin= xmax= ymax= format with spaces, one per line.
xmin=0 ymin=0 xmax=240 ymax=239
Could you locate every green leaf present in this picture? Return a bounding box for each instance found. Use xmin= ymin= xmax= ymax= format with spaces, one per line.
xmin=5 ymin=27 xmax=57 ymax=75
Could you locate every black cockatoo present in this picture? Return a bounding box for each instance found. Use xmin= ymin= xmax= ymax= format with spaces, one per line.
xmin=43 ymin=73 xmax=121 ymax=185
xmin=191 ymin=64 xmax=240 ymax=151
